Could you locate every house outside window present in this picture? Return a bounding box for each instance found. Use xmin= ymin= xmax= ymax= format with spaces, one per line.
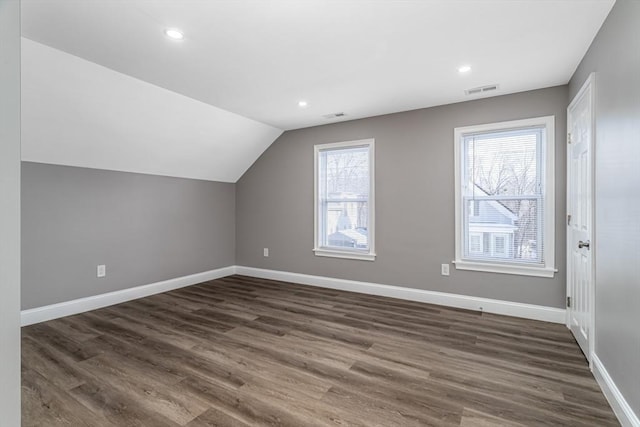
xmin=469 ymin=232 xmax=483 ymax=254
xmin=454 ymin=116 xmax=556 ymax=277
xmin=314 ymin=139 xmax=375 ymax=261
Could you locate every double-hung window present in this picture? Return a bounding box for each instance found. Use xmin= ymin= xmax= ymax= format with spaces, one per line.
xmin=314 ymin=139 xmax=375 ymax=261
xmin=454 ymin=116 xmax=556 ymax=277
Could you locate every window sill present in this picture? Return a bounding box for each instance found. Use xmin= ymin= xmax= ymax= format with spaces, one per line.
xmin=453 ymin=260 xmax=556 ymax=278
xmin=313 ymin=248 xmax=376 ymax=261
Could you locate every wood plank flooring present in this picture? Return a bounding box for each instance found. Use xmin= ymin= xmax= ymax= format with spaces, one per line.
xmin=22 ymin=275 xmax=618 ymax=426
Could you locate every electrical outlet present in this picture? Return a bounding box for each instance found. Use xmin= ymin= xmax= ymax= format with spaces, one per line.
xmin=97 ymin=264 xmax=106 ymax=278
xmin=441 ymin=263 xmax=450 ymax=276
xmin=263 ymin=248 xmax=269 ymax=257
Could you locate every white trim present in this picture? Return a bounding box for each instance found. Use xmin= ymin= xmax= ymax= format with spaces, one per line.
xmin=313 ymin=138 xmax=376 ymax=261
xmin=453 ymin=116 xmax=556 ymax=277
xmin=453 ymin=260 xmax=557 ymax=278
xmin=593 ymin=354 xmax=640 ymax=427
xmin=313 ymin=248 xmax=376 ymax=261
xmin=235 ymin=266 xmax=565 ymax=323
xmin=20 ymin=266 xmax=235 ymax=326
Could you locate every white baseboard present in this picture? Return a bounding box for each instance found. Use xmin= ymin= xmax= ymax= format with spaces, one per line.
xmin=20 ymin=266 xmax=235 ymax=326
xmin=21 ymin=264 xmax=566 ymax=325
xmin=235 ymin=266 xmax=566 ymax=324
xmin=593 ymin=354 xmax=640 ymax=427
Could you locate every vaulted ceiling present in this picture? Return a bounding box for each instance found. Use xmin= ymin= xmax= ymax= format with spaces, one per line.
xmin=20 ymin=0 xmax=615 ymax=182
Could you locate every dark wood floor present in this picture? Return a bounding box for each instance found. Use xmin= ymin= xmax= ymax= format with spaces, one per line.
xmin=22 ymin=275 xmax=618 ymax=426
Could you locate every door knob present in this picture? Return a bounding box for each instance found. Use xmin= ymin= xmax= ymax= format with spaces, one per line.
xmin=578 ymin=240 xmax=590 ymax=249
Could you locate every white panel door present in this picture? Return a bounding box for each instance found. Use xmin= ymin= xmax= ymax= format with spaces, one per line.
xmin=567 ymin=74 xmax=595 ymax=362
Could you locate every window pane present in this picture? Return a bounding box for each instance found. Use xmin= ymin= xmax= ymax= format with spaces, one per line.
xmin=462 ymin=127 xmax=544 ymax=265
xmin=465 ymin=129 xmax=540 ymax=197
xmin=464 ymin=198 xmax=542 ymax=263
xmin=469 ymin=233 xmax=482 ymax=253
xmin=323 ymin=146 xmax=369 ymax=197
xmin=323 ymin=201 xmax=369 ymax=249
xmin=317 ymin=144 xmax=371 ymax=252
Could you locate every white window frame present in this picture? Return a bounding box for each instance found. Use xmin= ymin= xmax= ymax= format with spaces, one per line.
xmin=314 ymin=139 xmax=375 ymax=261
xmin=453 ymin=116 xmax=556 ymax=277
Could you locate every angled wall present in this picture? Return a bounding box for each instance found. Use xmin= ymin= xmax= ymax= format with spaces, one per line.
xmin=21 ymin=39 xmax=283 ymax=183
xmin=236 ymin=86 xmax=568 ymax=308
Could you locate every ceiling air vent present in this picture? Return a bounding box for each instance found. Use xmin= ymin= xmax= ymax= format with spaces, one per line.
xmin=465 ymin=84 xmax=499 ymax=96
xmin=322 ymin=112 xmax=347 ymax=119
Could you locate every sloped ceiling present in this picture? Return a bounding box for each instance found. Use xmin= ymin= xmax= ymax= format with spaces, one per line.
xmin=20 ymin=0 xmax=615 ymax=182
xmin=21 ymin=39 xmax=282 ymax=182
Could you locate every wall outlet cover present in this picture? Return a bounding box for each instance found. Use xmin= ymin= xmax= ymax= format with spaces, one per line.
xmin=441 ymin=264 xmax=450 ymax=276
xmin=97 ymin=264 xmax=106 ymax=278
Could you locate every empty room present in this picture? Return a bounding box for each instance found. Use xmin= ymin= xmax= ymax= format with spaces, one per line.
xmin=1 ymin=0 xmax=639 ymax=426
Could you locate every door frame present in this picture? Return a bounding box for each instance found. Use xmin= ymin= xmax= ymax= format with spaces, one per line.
xmin=566 ymin=72 xmax=596 ymax=368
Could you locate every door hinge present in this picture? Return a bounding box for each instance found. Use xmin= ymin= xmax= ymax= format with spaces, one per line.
xmin=567 ymin=214 xmax=572 ymax=225
xmin=567 ymin=296 xmax=571 ymax=308
xmin=567 ymin=132 xmax=572 ymax=144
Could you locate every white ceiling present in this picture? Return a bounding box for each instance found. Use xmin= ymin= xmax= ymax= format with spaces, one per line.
xmin=21 ymin=0 xmax=615 ymax=130
xmin=20 ymin=0 xmax=614 ymax=181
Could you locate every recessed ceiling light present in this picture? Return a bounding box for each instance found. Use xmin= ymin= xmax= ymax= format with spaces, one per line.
xmin=458 ymin=65 xmax=472 ymax=73
xmin=164 ymin=28 xmax=184 ymax=40
xmin=298 ymin=100 xmax=308 ymax=108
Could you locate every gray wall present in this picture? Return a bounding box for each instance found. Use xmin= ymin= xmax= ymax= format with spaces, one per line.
xmin=22 ymin=162 xmax=236 ymax=309
xmin=236 ymin=86 xmax=568 ymax=308
xmin=0 ymin=0 xmax=22 ymax=424
xmin=569 ymin=0 xmax=640 ymax=417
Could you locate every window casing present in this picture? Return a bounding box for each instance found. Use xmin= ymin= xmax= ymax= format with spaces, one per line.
xmin=314 ymin=139 xmax=375 ymax=261
xmin=454 ymin=117 xmax=556 ymax=277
